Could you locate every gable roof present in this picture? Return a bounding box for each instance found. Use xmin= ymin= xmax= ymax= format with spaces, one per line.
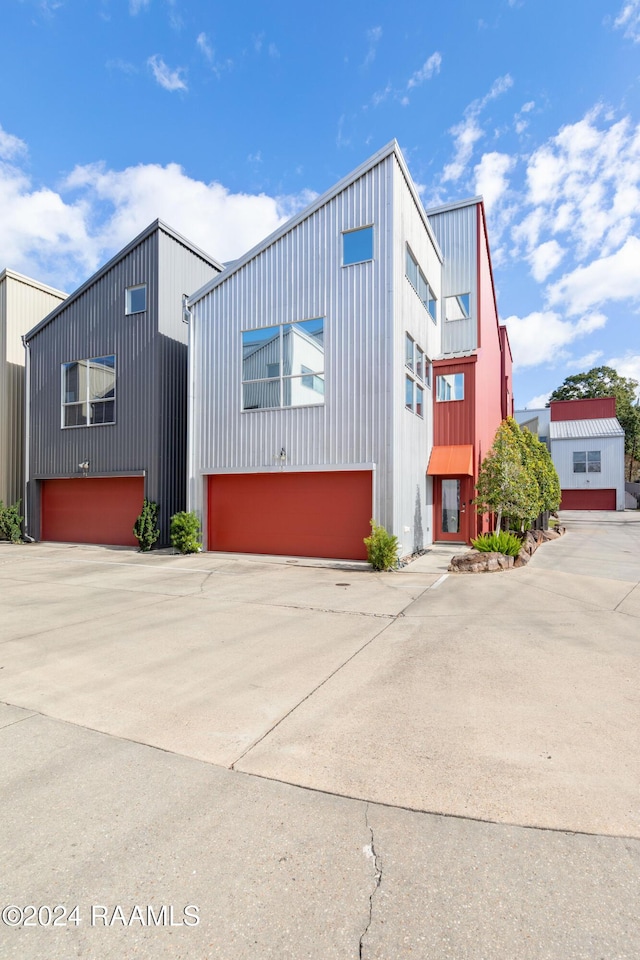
xmin=187 ymin=139 xmax=443 ymax=308
xmin=24 ymin=219 xmax=223 ymax=342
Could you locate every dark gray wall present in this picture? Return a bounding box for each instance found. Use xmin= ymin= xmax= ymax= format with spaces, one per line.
xmin=27 ymin=226 xmax=220 ymax=544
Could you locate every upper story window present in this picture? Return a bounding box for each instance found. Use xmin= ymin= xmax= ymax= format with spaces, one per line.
xmin=126 ymin=284 xmax=147 ymax=314
xmin=405 ymin=334 xmax=429 ymax=418
xmin=242 ymin=318 xmax=325 ymax=410
xmin=436 ymin=372 xmax=464 ymax=402
xmin=62 ymin=355 xmax=116 ymax=427
xmin=343 ymin=226 xmax=373 ymax=265
xmin=573 ymin=450 xmax=601 ymax=473
xmin=444 ymin=293 xmax=470 ymax=321
xmin=406 ymin=246 xmax=437 ymax=322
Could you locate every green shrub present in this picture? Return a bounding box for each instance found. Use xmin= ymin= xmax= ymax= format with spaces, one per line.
xmin=133 ymin=498 xmax=160 ymax=552
xmin=170 ymin=511 xmax=202 ymax=554
xmin=0 ymin=500 xmax=22 ymax=543
xmin=364 ymin=520 xmax=399 ymax=571
xmin=471 ymin=530 xmax=522 ymax=557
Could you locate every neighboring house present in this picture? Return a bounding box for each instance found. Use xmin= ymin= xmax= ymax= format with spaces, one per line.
xmin=515 ymin=407 xmax=551 ymax=448
xmin=186 ymin=142 xmax=511 ymax=559
xmin=24 ymin=221 xmax=222 ymax=546
xmin=425 ymin=198 xmax=514 ymax=544
xmin=549 ymin=398 xmax=625 ymax=511
xmin=0 ymin=269 xmax=67 ymax=509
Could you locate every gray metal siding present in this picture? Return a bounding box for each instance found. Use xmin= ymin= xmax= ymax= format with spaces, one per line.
xmin=551 ymin=435 xmax=625 ymax=508
xmin=189 ymin=155 xmax=396 ymax=542
xmin=27 ymin=229 xmax=219 ymax=543
xmin=428 ymin=205 xmax=478 ymax=355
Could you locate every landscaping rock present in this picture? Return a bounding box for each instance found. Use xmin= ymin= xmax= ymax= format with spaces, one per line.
xmin=449 ymin=550 xmax=514 ymax=574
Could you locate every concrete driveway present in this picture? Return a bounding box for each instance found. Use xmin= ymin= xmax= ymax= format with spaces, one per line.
xmin=1 ymin=512 xmax=639 ymax=958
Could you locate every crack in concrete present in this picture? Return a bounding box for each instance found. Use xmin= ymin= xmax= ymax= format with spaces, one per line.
xmin=359 ymin=803 xmax=382 ymax=960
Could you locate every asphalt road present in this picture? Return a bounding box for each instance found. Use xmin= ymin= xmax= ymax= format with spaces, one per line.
xmin=1 ymin=510 xmax=639 ymax=958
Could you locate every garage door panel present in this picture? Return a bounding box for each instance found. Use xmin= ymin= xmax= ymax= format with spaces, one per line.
xmin=560 ymin=488 xmax=616 ymax=510
xmin=41 ymin=477 xmax=144 ymax=546
xmin=208 ymin=471 xmax=372 ymax=560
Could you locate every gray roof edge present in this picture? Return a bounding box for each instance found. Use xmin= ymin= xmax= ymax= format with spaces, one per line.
xmin=549 ymin=417 xmax=624 ymax=438
xmin=0 ymin=267 xmax=68 ymax=300
xmin=24 ymin=219 xmax=223 ymax=341
xmin=426 ymin=195 xmax=484 ymax=217
xmin=188 ymin=139 xmax=443 ymax=307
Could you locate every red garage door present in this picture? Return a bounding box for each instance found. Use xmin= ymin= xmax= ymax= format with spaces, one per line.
xmin=41 ymin=477 xmax=144 ymax=546
xmin=208 ymin=471 xmax=372 ymax=560
xmin=560 ymin=488 xmax=616 ymax=510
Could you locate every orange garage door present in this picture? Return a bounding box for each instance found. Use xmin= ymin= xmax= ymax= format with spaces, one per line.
xmin=41 ymin=477 xmax=144 ymax=546
xmin=208 ymin=471 xmax=372 ymax=560
xmin=560 ymin=488 xmax=616 ymax=510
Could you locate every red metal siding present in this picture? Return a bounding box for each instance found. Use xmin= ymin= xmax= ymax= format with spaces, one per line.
xmin=433 ymin=356 xmax=476 ymax=448
xmin=550 ymin=398 xmax=616 ymax=421
xmin=207 ymin=470 xmax=373 ymax=560
xmin=41 ymin=477 xmax=143 ymax=546
xmin=560 ymin=488 xmax=616 ymax=510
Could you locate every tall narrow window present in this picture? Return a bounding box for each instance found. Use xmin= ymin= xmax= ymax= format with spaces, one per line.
xmin=405 ymin=376 xmax=414 ymax=411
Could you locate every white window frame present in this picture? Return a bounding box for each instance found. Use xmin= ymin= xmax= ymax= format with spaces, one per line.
xmin=125 ymin=284 xmax=147 ymax=315
xmin=241 ymin=319 xmax=325 ymax=411
xmin=436 ymin=372 xmax=464 ymax=402
xmin=405 ymin=245 xmax=437 ymax=322
xmin=573 ymin=450 xmax=601 ymax=473
xmin=61 ymin=355 xmax=116 ymax=428
xmin=342 ymin=225 xmax=374 ymax=266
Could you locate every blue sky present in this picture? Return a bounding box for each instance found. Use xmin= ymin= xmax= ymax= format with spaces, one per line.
xmin=2 ymin=0 xmax=640 ymax=408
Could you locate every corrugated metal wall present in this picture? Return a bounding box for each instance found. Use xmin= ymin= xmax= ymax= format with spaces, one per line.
xmin=428 ymin=204 xmax=477 ymax=355
xmin=0 ymin=272 xmax=66 ymax=507
xmin=551 ymin=436 xmax=625 ymax=509
xmin=26 ymin=229 xmax=219 ymax=543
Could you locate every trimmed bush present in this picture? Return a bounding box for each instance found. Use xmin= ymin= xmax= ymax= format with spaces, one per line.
xmin=170 ymin=511 xmax=202 ymax=554
xmin=133 ymin=498 xmax=160 ymax=552
xmin=471 ymin=531 xmax=522 ymax=557
xmin=364 ymin=520 xmax=399 ymax=571
xmin=0 ymin=500 xmax=22 ymax=543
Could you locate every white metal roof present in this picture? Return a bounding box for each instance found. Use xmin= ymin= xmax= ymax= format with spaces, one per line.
xmin=550 ymin=418 xmax=624 ymax=440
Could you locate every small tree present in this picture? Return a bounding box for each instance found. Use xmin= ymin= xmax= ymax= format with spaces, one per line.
xmin=474 ymin=418 xmax=538 ymax=532
xmin=170 ymin=511 xmax=202 ymax=554
xmin=133 ymin=499 xmax=160 ymax=552
xmin=0 ymin=500 xmax=22 ymax=543
xmin=364 ymin=520 xmax=399 ymax=571
xmin=520 ymin=428 xmax=561 ymax=524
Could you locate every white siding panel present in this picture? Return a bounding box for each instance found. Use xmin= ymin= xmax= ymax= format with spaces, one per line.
xmin=428 ymin=205 xmax=477 ymax=355
xmin=551 ymin=436 xmax=625 ymax=509
xmin=190 ymin=156 xmax=396 ymax=543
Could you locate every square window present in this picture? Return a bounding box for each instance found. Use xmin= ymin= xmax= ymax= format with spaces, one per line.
xmin=242 ymin=319 xmax=324 ymax=410
xmin=126 ymin=284 xmax=147 ymax=314
xmin=62 ymin=355 xmax=115 ymax=427
xmin=444 ymin=293 xmax=470 ymax=321
xmin=343 ymin=226 xmax=373 ymax=265
xmin=436 ymin=373 xmax=464 ymax=402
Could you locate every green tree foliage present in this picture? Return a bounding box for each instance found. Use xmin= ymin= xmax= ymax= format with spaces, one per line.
xmin=363 ymin=520 xmax=399 ymax=571
xmin=474 ymin=418 xmax=538 ymax=532
xmin=520 ymin=427 xmax=561 ymax=519
xmin=549 ymin=365 xmax=640 ymax=459
xmin=133 ymin=498 xmax=160 ymax=552
xmin=0 ymin=500 xmax=22 ymax=543
xmin=170 ymin=511 xmax=202 ymax=554
xmin=471 ymin=531 xmax=522 ymax=557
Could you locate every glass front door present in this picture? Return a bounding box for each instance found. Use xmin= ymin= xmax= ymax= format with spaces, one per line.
xmin=441 ymin=479 xmax=460 ymax=535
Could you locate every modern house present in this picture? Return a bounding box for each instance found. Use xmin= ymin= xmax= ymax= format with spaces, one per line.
xmin=24 ymin=221 xmax=222 ymax=546
xmin=425 ymin=198 xmax=514 ymax=544
xmin=0 ymin=269 xmax=67 ymax=508
xmin=186 ymin=141 xmax=512 ymax=559
xmin=549 ymin=398 xmax=625 ymax=510
xmin=515 ymin=407 xmax=551 ymax=448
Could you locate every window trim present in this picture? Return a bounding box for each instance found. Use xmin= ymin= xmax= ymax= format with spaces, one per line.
xmin=125 ymin=283 xmax=147 ymax=315
xmin=436 ymin=372 xmax=465 ymax=402
xmin=444 ymin=292 xmax=471 ymax=322
xmin=61 ymin=355 xmax=116 ymax=429
xmin=573 ymin=450 xmax=602 ymax=474
xmin=342 ymin=225 xmax=374 ymax=266
xmin=241 ymin=319 xmax=325 ymax=412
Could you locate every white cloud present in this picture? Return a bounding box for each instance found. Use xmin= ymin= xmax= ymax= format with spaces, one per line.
xmin=547 ymin=235 xmax=640 ymax=314
xmin=407 ymin=52 xmax=442 ymax=89
xmin=363 ymin=26 xmax=382 ymax=67
xmin=196 ymin=32 xmax=213 ymax=61
xmin=268 ymin=42 xmax=280 ymax=59
xmin=0 ymin=125 xmax=27 ymax=161
xmin=528 ymin=239 xmax=565 ymax=282
xmin=525 ymin=393 xmax=551 ymax=409
xmin=129 ymin=0 xmax=150 ymax=13
xmin=613 ymin=0 xmax=640 ymax=41
xmin=147 ymin=55 xmax=187 ymax=92
xmin=503 ymin=310 xmax=607 ymax=368
xmin=442 ymin=75 xmax=513 ymax=183
xmin=566 ymin=350 xmax=604 ymax=370
xmin=474 ymin=151 xmax=515 ymax=210
xmin=606 ymin=352 xmax=640 ymax=396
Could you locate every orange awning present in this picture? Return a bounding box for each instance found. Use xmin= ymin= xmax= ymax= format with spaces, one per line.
xmin=427 ymin=444 xmax=474 ymax=476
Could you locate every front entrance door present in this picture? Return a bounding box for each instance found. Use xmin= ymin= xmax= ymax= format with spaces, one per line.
xmin=435 ymin=477 xmax=467 ymax=542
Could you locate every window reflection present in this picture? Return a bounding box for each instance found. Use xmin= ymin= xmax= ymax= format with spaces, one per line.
xmin=444 ymin=294 xmax=470 ymax=321
xmin=241 ymin=319 xmax=324 ymax=410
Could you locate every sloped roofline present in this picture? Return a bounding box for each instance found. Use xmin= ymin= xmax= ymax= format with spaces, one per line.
xmin=425 ymin=195 xmax=483 ymax=216
xmin=187 ymin=139 xmax=443 ymax=307
xmin=0 ymin=268 xmax=67 ymax=300
xmin=24 ymin=219 xmax=223 ymax=342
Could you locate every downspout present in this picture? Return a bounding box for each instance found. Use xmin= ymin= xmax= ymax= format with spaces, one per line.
xmin=183 ymin=294 xmax=196 ymax=527
xmin=22 ymin=334 xmax=35 ymax=541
